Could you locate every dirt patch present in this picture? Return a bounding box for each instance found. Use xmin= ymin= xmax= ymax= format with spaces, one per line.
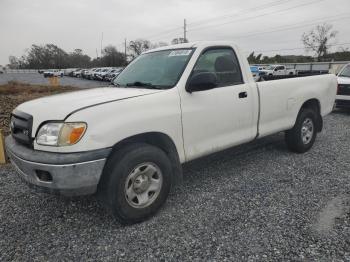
xmin=313 ymin=195 xmax=350 ymax=235
xmin=0 ymin=81 xmax=78 ymax=136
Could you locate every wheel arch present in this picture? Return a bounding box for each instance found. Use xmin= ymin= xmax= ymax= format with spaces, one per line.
xmin=298 ymin=98 xmax=323 ymax=132
xmin=102 ymin=132 xmax=183 ymax=186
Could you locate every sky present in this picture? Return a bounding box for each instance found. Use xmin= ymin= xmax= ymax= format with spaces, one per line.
xmin=1 ymin=0 xmax=350 ymax=66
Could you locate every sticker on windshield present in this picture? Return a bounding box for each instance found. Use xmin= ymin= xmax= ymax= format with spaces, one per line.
xmin=169 ymin=50 xmax=192 ymax=57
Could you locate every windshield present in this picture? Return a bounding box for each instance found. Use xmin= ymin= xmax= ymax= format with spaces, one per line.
xmin=113 ymin=48 xmax=194 ymax=89
xmin=266 ymin=66 xmax=276 ymax=70
xmin=339 ymin=65 xmax=350 ymax=78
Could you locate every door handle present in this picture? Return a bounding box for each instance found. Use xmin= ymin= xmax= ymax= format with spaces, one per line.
xmin=239 ymin=92 xmax=248 ymax=99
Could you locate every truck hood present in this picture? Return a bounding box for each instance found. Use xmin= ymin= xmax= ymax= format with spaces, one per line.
xmin=16 ymin=87 xmax=162 ymax=134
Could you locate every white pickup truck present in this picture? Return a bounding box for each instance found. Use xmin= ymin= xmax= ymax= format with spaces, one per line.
xmin=261 ymin=64 xmax=297 ymax=76
xmin=5 ymin=41 xmax=337 ymax=224
xmin=335 ymin=63 xmax=350 ymax=108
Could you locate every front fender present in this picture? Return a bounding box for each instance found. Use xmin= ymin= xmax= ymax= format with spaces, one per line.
xmin=36 ymin=88 xmax=186 ymax=163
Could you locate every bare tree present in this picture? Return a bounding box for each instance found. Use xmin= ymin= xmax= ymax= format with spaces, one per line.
xmin=8 ymin=56 xmax=20 ymax=69
xmin=128 ymin=39 xmax=151 ymax=59
xmin=302 ymin=23 xmax=337 ymax=60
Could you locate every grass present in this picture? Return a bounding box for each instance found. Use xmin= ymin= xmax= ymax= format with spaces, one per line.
xmin=0 ymin=81 xmax=79 ymax=136
xmin=0 ymin=81 xmax=77 ymax=95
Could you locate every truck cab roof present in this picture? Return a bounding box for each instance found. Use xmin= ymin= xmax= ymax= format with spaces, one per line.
xmin=143 ymin=41 xmax=241 ymax=54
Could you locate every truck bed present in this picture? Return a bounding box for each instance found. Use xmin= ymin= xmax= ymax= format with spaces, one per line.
xmin=256 ymin=74 xmax=337 ymax=138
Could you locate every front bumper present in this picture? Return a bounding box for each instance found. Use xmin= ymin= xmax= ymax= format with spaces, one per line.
xmin=5 ymin=136 xmax=112 ymax=196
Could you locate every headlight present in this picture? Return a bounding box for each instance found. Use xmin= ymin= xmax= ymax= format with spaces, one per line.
xmin=36 ymin=122 xmax=87 ymax=146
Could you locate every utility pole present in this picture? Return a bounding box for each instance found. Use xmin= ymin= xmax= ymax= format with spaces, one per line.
xmin=183 ymin=19 xmax=187 ymax=43
xmin=124 ymin=38 xmax=127 ymax=65
xmin=100 ymin=32 xmax=104 ymax=57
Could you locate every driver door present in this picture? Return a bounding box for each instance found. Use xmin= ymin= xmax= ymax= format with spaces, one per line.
xmin=180 ymin=47 xmax=256 ymax=161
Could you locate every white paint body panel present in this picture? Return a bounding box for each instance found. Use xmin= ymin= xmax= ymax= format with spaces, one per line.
xmin=16 ymin=88 xmax=161 ymax=134
xmin=13 ymin=41 xmax=337 ymax=164
xmin=257 ymin=74 xmax=337 ymax=137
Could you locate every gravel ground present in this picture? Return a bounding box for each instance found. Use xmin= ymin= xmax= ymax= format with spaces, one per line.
xmin=0 ymin=73 xmax=107 ymax=88
xmin=0 ymin=111 xmax=350 ymax=261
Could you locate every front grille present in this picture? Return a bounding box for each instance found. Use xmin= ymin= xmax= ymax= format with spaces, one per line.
xmin=10 ymin=110 xmax=33 ymax=146
xmin=338 ymin=84 xmax=350 ymax=96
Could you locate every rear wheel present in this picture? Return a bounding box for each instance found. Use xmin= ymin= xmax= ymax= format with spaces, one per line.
xmin=98 ymin=143 xmax=172 ymax=224
xmin=285 ymin=108 xmax=318 ymax=153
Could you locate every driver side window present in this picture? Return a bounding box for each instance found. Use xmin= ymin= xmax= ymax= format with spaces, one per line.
xmin=192 ymin=48 xmax=243 ymax=87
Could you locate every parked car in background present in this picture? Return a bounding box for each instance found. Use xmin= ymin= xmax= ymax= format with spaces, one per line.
xmin=261 ymin=65 xmax=297 ymax=76
xmin=250 ymin=66 xmax=265 ymax=82
xmin=81 ymin=69 xmax=90 ymax=79
xmin=5 ymin=41 xmax=337 ymax=224
xmin=83 ymin=68 xmax=96 ymax=79
xmin=92 ymin=68 xmax=103 ymax=80
xmin=105 ymin=68 xmax=123 ymax=82
xmin=72 ymin=69 xmax=82 ymax=77
xmin=335 ymin=63 xmax=350 ymax=109
xmin=43 ymin=69 xmax=63 ymax=77
xmin=95 ymin=68 xmax=113 ymax=81
xmin=64 ymin=68 xmax=78 ymax=76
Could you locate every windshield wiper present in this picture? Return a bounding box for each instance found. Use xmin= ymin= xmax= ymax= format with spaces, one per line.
xmin=125 ymin=81 xmax=163 ymax=89
xmin=110 ymin=81 xmax=119 ymax=87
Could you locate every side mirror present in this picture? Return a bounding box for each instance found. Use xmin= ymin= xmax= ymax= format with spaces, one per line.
xmin=186 ymin=72 xmax=218 ymax=93
xmin=274 ymin=68 xmax=278 ymax=71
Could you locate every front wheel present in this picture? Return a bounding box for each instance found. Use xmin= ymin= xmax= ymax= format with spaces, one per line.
xmin=285 ymin=108 xmax=318 ymax=153
xmin=97 ymin=143 xmax=172 ymax=224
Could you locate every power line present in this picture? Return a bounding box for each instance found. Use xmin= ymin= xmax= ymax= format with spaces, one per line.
xmin=190 ymin=13 xmax=350 ymax=42
xmin=144 ymin=0 xmax=297 ymax=42
xmin=233 ymin=14 xmax=350 ymax=40
xmin=187 ymin=0 xmax=292 ymax=27
xmin=252 ymin=42 xmax=350 ymax=53
xmin=188 ymin=0 xmax=326 ymax=32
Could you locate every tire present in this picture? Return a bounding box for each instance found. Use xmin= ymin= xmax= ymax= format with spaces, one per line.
xmin=285 ymin=108 xmax=318 ymax=153
xmin=97 ymin=143 xmax=172 ymax=224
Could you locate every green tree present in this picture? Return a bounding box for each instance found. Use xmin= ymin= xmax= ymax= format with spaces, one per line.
xmin=101 ymin=45 xmax=126 ymax=66
xmin=68 ymin=48 xmax=91 ymax=68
